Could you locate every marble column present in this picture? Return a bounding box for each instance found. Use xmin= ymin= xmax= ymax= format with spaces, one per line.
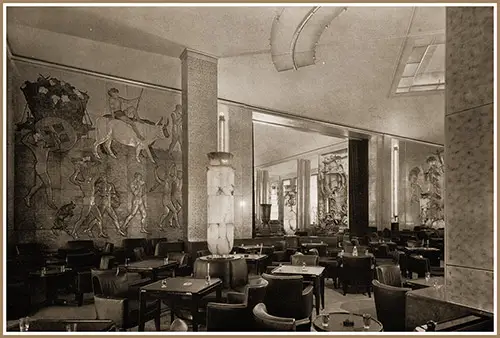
xmin=296 ymin=159 xmax=311 ymax=231
xmin=180 ymin=49 xmax=218 ymax=242
xmin=444 ymin=7 xmax=494 ymax=313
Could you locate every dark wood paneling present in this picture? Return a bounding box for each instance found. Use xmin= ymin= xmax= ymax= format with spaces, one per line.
xmin=348 ymin=139 xmax=369 ymax=237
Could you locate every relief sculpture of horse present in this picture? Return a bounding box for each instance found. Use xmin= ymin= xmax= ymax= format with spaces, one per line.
xmin=93 ymin=116 xmax=169 ymax=163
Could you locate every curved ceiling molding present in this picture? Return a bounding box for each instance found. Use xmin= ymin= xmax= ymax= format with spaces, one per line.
xmin=271 ymin=6 xmax=346 ymax=72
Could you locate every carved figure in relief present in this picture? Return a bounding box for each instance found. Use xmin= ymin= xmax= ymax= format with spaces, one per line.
xmin=88 ymin=176 xmax=124 ymax=237
xmin=21 ymin=129 xmax=60 ymax=209
xmin=152 ymin=164 xmax=181 ymax=229
xmin=107 ymin=87 xmax=144 ymax=140
xmin=69 ymin=157 xmax=103 ymax=239
xmin=52 ymin=201 xmax=76 ymax=236
xmin=167 ymin=104 xmax=182 ymax=156
xmin=93 ymin=114 xmax=170 ymax=163
xmin=122 ymin=172 xmax=149 ymax=234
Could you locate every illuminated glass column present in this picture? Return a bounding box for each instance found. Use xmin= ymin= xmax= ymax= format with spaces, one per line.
xmin=206 ymin=112 xmax=234 ymax=256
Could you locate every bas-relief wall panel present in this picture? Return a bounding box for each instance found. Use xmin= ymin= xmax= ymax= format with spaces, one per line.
xmin=317 ymin=148 xmax=349 ymax=231
xmin=10 ymin=61 xmax=183 ymax=249
xmin=398 ymin=140 xmax=444 ymax=230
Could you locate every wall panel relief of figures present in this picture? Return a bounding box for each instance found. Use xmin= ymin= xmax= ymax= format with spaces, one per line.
xmin=317 ymin=149 xmax=348 ymax=232
xmin=405 ymin=148 xmax=445 ymax=229
xmin=11 ymin=62 xmax=184 ymax=248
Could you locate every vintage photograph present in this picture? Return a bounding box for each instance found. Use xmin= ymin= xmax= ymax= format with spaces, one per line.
xmin=4 ymin=3 xmax=495 ymax=333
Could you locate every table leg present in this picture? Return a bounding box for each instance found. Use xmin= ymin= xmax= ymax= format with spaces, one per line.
xmin=314 ymin=278 xmax=320 ymax=315
xmin=138 ymin=290 xmax=147 ymax=331
xmin=170 ymin=298 xmax=175 ymax=323
xmin=216 ymin=284 xmax=222 ymax=302
xmin=320 ymin=274 xmax=325 ymax=310
xmin=191 ymin=295 xmax=199 ymax=332
xmin=152 ymin=270 xmax=158 ymax=282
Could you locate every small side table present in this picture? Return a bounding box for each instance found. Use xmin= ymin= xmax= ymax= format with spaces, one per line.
xmin=313 ymin=312 xmax=383 ymax=332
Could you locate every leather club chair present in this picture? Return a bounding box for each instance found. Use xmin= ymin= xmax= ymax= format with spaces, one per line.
xmin=340 ymin=255 xmax=374 ymax=297
xmin=154 ymin=243 xmax=190 ymax=275
xmin=253 ymin=303 xmax=296 ymax=331
xmin=261 ymin=273 xmax=313 ymax=331
xmin=372 ymin=279 xmax=411 ymax=331
xmin=66 ymin=252 xmax=96 ymax=306
xmin=197 ymin=249 xmax=210 ymax=258
xmin=206 ymin=278 xmax=269 ymax=331
xmin=147 ymin=237 xmax=167 ymax=256
xmin=290 ymin=254 xmax=319 ymax=266
xmin=272 ymin=240 xmax=287 ymax=262
xmin=133 ymin=247 xmax=147 ymax=261
xmin=92 ymin=269 xmax=160 ymax=331
xmin=375 ymin=265 xmax=403 ymax=287
xmin=103 ymin=242 xmax=114 ymax=255
xmin=99 ymin=255 xmax=116 ymax=270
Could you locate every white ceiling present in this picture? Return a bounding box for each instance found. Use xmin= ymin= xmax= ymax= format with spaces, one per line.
xmin=253 ymin=122 xmax=345 ymax=170
xmin=7 ymin=6 xmax=446 ymax=144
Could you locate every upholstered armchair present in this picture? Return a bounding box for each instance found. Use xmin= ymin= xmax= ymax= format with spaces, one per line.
xmin=340 ymin=255 xmax=374 ymax=297
xmin=375 ymin=265 xmax=403 ymax=287
xmin=66 ymin=252 xmax=97 ymax=306
xmin=206 ymin=278 xmax=268 ymax=331
xmin=253 ymin=303 xmax=296 ymax=331
xmin=272 ymin=240 xmax=287 ymax=262
xmin=372 ymin=280 xmax=411 ymax=331
xmin=92 ymin=269 xmax=160 ymax=331
xmin=261 ymin=273 xmax=314 ymax=331
xmin=290 ymin=254 xmax=319 ymax=266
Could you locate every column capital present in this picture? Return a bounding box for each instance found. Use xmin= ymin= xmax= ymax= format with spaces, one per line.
xmin=180 ymin=48 xmax=218 ymax=64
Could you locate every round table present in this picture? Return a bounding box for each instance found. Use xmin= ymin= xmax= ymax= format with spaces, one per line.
xmin=313 ymin=312 xmax=383 ymax=332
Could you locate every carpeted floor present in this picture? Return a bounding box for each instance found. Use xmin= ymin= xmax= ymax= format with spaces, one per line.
xmin=7 ymin=278 xmax=377 ymax=332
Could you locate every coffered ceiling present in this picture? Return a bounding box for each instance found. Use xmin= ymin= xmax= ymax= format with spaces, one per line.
xmin=7 ymin=5 xmax=446 ymax=144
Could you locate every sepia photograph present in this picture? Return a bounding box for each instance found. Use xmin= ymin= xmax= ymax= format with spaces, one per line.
xmin=4 ymin=3 xmax=495 ymax=333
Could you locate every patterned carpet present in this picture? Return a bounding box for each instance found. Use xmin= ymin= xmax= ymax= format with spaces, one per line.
xmin=7 ymin=279 xmax=377 ymax=332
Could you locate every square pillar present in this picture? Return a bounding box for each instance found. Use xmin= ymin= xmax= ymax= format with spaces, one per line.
xmin=180 ymin=49 xmax=218 ymax=242
xmin=444 ymin=7 xmax=494 ymax=313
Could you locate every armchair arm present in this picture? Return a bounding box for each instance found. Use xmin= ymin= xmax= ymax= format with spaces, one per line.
xmin=301 ymin=285 xmax=314 ymax=318
xmin=253 ymin=303 xmax=296 ymax=331
xmin=94 ymin=294 xmax=128 ymax=328
xmin=127 ymin=277 xmax=153 ymax=299
xmin=226 ymin=291 xmax=246 ymax=304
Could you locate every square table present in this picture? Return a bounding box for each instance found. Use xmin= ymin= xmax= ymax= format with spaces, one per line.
xmin=271 ymin=265 xmax=325 ymax=315
xmin=405 ymin=276 xmax=444 ymax=289
xmin=313 ymin=312 xmax=383 ymax=332
xmin=139 ymin=277 xmax=222 ymax=332
xmin=239 ymin=253 xmax=268 ymax=274
xmin=7 ymin=319 xmax=115 ymax=332
xmin=28 ymin=267 xmax=74 ymax=306
xmin=120 ymin=259 xmax=178 ymax=281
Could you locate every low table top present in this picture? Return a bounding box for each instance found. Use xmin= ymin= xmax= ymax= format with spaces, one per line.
xmin=405 ymin=247 xmax=440 ymax=252
xmin=313 ymin=312 xmax=383 ymax=332
xmin=271 ymin=265 xmax=325 ymax=276
xmin=122 ymin=259 xmax=178 ymax=270
xmin=141 ymin=276 xmax=222 ymax=294
xmin=301 ymin=242 xmax=328 ymax=247
xmin=7 ymin=319 xmax=115 ymax=332
xmin=29 ymin=267 xmax=73 ymax=277
xmin=405 ymin=276 xmax=444 ymax=288
xmin=239 ymin=254 xmax=268 ymax=261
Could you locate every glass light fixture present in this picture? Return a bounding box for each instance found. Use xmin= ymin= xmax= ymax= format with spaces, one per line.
xmin=206 ymin=112 xmax=234 ymax=256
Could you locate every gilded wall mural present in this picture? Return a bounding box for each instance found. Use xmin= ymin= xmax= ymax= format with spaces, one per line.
xmin=317 ymin=149 xmax=348 ymax=232
xmin=12 ymin=63 xmax=183 ymax=248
